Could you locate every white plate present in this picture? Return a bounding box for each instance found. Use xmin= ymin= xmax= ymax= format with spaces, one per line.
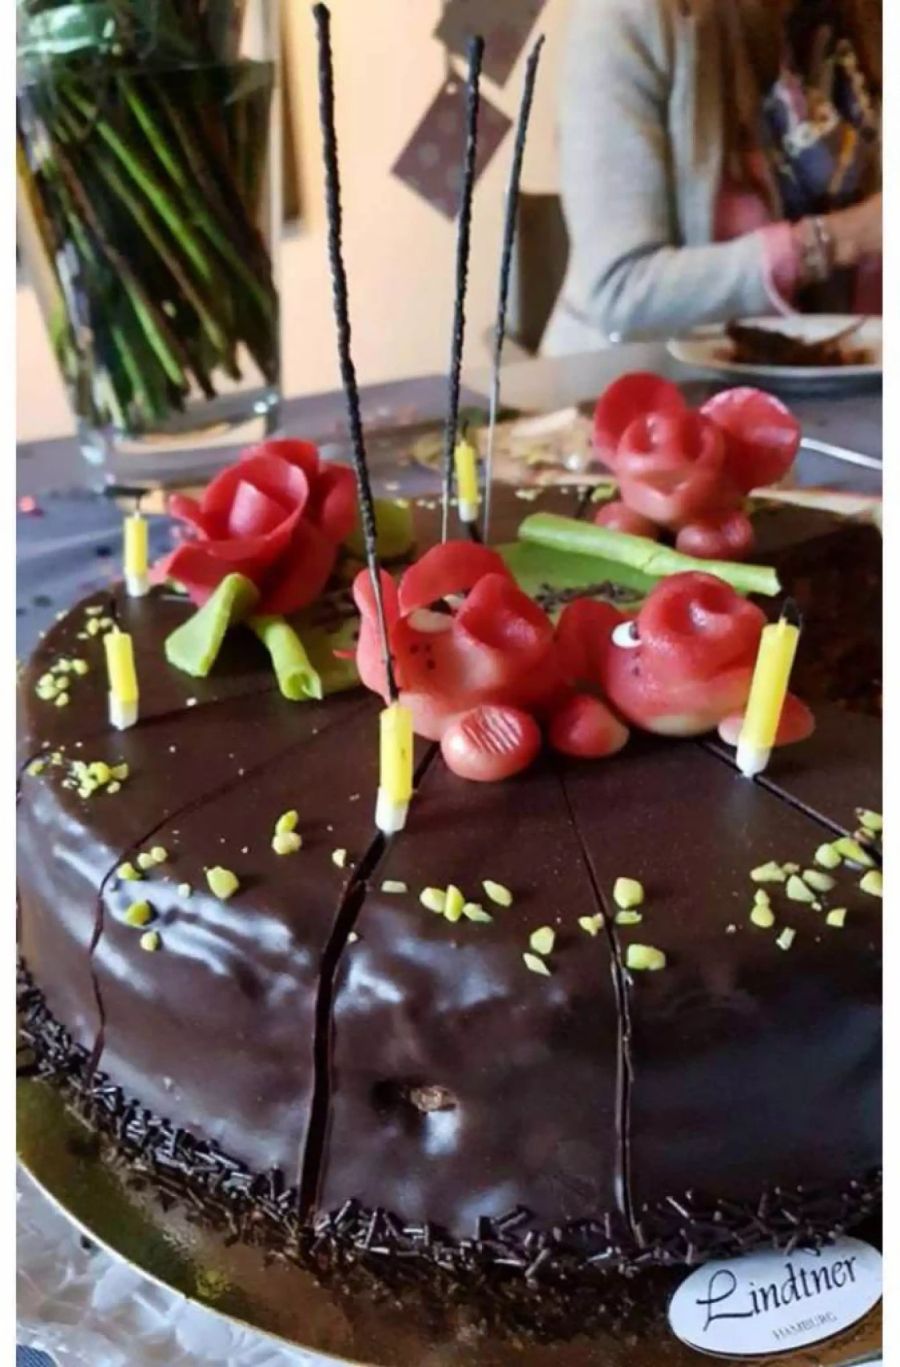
xmin=667 ymin=315 xmax=882 ymax=394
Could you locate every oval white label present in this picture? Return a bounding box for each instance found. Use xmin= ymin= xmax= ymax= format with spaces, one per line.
xmin=668 ymin=1237 xmax=882 ymax=1358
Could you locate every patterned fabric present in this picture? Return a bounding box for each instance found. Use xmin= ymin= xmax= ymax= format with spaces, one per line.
xmin=18 ymin=1350 xmax=56 ymax=1367
xmin=762 ymin=8 xmax=880 ymax=220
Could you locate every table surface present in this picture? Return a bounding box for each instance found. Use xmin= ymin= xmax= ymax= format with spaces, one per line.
xmin=17 ymin=344 xmax=882 ymax=494
xmin=17 ymin=344 xmax=882 ymax=1366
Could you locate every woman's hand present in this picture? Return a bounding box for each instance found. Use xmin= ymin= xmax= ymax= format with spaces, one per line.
xmin=828 ymin=193 xmax=883 ymax=266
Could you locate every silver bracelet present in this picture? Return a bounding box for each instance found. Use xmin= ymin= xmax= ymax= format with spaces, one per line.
xmin=802 ymin=215 xmax=835 ymax=283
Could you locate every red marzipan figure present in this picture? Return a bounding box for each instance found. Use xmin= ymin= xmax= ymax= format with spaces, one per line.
xmin=592 ymin=373 xmax=802 ymax=559
xmin=354 ymin=545 xmax=813 ymax=781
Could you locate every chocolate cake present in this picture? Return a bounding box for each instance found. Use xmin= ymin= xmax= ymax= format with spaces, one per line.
xmin=16 ymin=483 xmax=882 ymax=1337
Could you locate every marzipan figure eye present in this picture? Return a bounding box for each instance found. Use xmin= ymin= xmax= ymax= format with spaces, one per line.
xmin=612 ymin=620 xmax=641 ymax=650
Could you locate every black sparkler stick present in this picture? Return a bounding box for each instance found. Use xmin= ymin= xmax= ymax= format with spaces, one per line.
xmin=313 ymin=2 xmax=397 ymax=701
xmin=439 ymin=34 xmax=484 ymax=543
xmin=482 ymin=35 xmax=545 ymax=541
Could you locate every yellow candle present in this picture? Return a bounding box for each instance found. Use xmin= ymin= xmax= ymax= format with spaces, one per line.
xmin=454 ymin=438 xmax=480 ymax=524
xmin=104 ymin=628 xmax=139 ymax=730
xmin=124 ymin=512 xmax=150 ymax=597
xmin=376 ymin=702 xmax=414 ymax=834
xmin=736 ymin=609 xmax=800 ymax=778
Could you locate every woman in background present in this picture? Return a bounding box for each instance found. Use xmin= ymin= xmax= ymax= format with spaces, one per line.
xmin=543 ymin=0 xmax=881 ymax=352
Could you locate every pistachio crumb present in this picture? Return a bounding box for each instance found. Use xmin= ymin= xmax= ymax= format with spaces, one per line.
xmin=117 ymin=861 xmax=142 ymax=882
xmin=106 ymin=781 xmax=121 ymax=795
xmin=750 ymin=904 xmax=775 ymax=929
xmin=71 ymin=658 xmax=89 ymax=676
xmin=802 ymin=868 xmax=835 ymax=893
xmin=826 ymin=907 xmax=848 ymax=928
xmin=111 ymin=763 xmax=129 ymax=781
xmin=578 ymin=914 xmax=604 ymax=936
xmin=54 ymin=692 xmax=70 ymax=707
xmin=275 ymin=810 xmax=299 ymax=836
xmin=859 ymin=869 xmax=883 ymax=898
xmin=462 ymin=902 xmax=492 ymax=923
xmin=331 ymin=848 xmax=348 ymax=868
xmin=136 ymin=851 xmax=155 ymax=871
xmin=444 ymin=885 xmax=465 ymax=922
xmin=832 ymin=837 xmax=875 ymax=868
xmin=150 ymin=846 xmax=168 ymax=864
xmin=381 ymin=879 xmax=409 ymax=895
xmin=420 ymin=886 xmax=447 ymax=914
xmin=272 ymin=831 xmax=303 ymax=855
xmin=529 ymin=926 xmax=556 ymax=956
xmin=139 ymin=930 xmax=161 ymax=953
xmin=814 ymin=842 xmax=841 ymax=869
xmin=523 ymin=951 xmax=551 ymax=976
xmin=177 ymin=883 xmax=191 ymax=898
xmin=625 ymin=943 xmax=666 ymax=972
xmin=786 ymin=874 xmax=816 ymax=904
xmin=88 ymin=762 xmax=112 ymax=785
xmin=123 ymin=900 xmax=154 ymax=928
xmin=776 ymin=927 xmax=796 ymax=951
xmin=613 ymin=877 xmax=644 ymax=910
xmin=615 ymin=909 xmax=643 ymax=925
xmin=26 ymin=759 xmax=46 ymax=777
xmin=750 ymin=861 xmax=786 ymax=883
xmin=482 ymin=879 xmax=513 ymax=907
xmin=782 ymin=862 xmax=800 ymax=874
xmin=857 ymin=809 xmax=883 ymax=833
xmin=206 ymin=866 xmax=239 ymax=900
xmin=753 ymin=888 xmax=771 ymax=907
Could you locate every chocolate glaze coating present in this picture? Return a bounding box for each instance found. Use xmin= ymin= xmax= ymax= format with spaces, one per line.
xmin=318 ymin=755 xmax=625 ymax=1243
xmin=16 ymin=487 xmax=882 ymax=1310
xmin=561 ymin=736 xmax=881 ymax=1240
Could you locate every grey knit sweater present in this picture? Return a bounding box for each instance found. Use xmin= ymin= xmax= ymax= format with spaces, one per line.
xmin=542 ymin=0 xmax=786 ymax=353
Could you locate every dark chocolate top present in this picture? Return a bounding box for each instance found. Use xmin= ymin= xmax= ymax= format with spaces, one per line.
xmin=17 ymin=487 xmax=882 ymax=1260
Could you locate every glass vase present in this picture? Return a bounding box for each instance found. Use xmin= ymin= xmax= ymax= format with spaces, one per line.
xmin=17 ymin=0 xmax=282 ymax=488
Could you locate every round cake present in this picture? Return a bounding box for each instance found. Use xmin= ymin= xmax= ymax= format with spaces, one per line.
xmin=17 ymin=482 xmax=882 ymax=1338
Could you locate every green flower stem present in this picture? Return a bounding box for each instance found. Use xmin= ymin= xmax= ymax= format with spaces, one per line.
xmin=152 ymin=86 xmax=276 ymax=377
xmin=154 ymin=87 xmax=275 ymax=314
xmin=249 ymin=617 xmax=323 ymax=702
xmin=110 ymin=317 xmax=165 ymax=424
xmin=58 ymin=195 xmax=145 ymax=424
xmin=67 ymin=116 xmax=233 ymax=378
xmin=51 ymin=136 xmax=194 ymax=406
xmin=166 ymin=574 xmax=260 ymax=678
xmin=127 ymin=78 xmax=269 ymax=279
xmin=65 ymin=86 xmax=222 ymax=290
xmin=518 ymin=512 xmax=781 ymax=597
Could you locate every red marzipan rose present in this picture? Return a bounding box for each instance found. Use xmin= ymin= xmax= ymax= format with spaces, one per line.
xmin=154 ymin=440 xmax=356 ymax=616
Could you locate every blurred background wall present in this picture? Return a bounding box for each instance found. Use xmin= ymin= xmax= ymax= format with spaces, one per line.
xmin=17 ymin=0 xmax=567 ymax=442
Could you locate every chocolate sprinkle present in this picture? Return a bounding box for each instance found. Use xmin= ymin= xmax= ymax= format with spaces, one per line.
xmin=17 ymin=964 xmax=881 ymax=1341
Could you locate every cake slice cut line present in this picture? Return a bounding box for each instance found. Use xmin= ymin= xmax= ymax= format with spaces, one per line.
xmin=556 ymin=761 xmax=637 ymax=1245
xmin=699 ymin=733 xmax=883 ymax=850
xmin=298 ymin=739 xmax=440 ymax=1214
xmin=560 ymin=734 xmax=881 ymax=1262
xmin=81 ymin=698 xmax=373 ymax=1077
